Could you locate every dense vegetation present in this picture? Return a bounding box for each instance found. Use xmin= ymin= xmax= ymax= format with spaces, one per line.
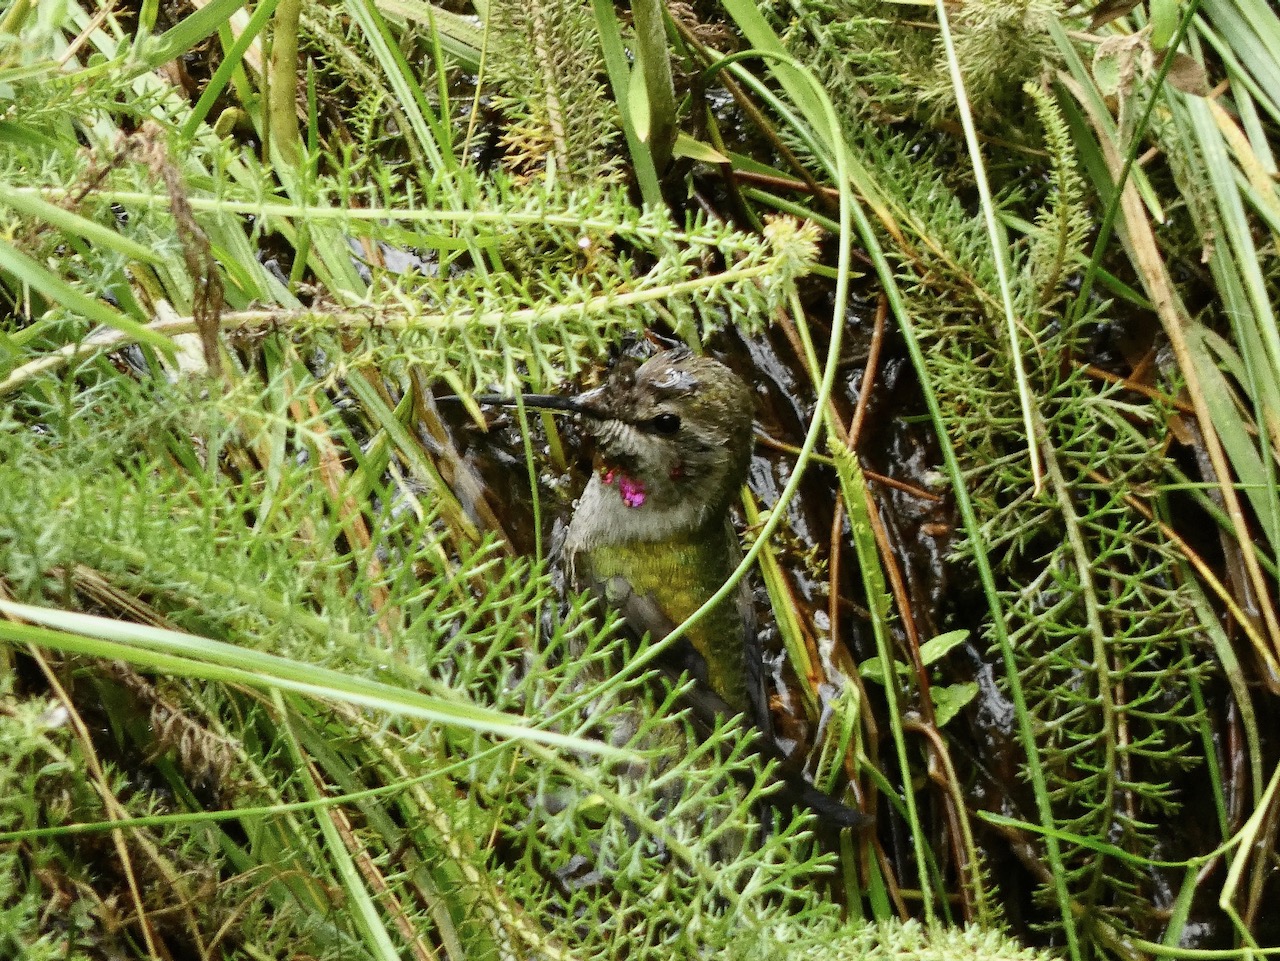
xmin=1 ymin=0 xmax=1278 ymax=958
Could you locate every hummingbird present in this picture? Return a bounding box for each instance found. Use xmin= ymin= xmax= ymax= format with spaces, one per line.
xmin=474 ymin=347 xmax=766 ymax=730
xmin=467 ymin=347 xmax=868 ymax=828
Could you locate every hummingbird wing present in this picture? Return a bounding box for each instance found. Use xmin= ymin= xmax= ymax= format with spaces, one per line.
xmin=596 ymin=571 xmax=715 ymax=697
xmin=568 ymin=525 xmax=772 ymax=740
xmin=726 ymin=528 xmax=771 ymax=742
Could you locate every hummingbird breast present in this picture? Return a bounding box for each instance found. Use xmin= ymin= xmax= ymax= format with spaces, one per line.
xmin=564 ymin=475 xmax=767 ymax=732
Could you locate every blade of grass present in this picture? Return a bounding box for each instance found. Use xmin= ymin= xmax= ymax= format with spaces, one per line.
xmin=590 ymin=0 xmax=662 ymax=207
xmin=0 ymin=600 xmax=624 ymax=755
xmin=932 ymin=0 xmax=1043 ymax=493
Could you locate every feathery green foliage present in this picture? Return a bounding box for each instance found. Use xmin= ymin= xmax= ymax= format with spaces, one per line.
xmin=0 ymin=373 xmax=807 ymax=957
xmin=880 ymin=86 xmax=1204 ymax=942
xmin=768 ymin=0 xmax=1058 ymax=123
xmin=2 ymin=0 xmax=1279 ymax=956
xmin=726 ymin=0 xmax=1278 ymax=954
xmin=486 ymin=0 xmax=622 ymax=181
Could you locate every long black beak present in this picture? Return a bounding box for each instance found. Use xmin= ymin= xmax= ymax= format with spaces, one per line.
xmin=441 ymin=391 xmax=609 ymax=420
xmin=435 ymin=394 xmax=614 ymax=427
xmin=470 ymin=394 xmax=591 ymax=415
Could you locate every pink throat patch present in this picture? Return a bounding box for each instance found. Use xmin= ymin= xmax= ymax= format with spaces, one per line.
xmin=602 ymin=468 xmax=646 ymax=508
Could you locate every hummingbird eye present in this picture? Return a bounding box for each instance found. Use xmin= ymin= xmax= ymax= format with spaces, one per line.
xmin=648 ymin=412 xmax=682 ymax=434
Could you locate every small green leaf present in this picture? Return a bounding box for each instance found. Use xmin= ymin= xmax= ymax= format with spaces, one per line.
xmin=1149 ymin=0 xmax=1179 ymax=50
xmin=1092 ymin=45 xmax=1123 ymax=97
xmin=672 ymin=133 xmax=729 ymax=164
xmin=859 ymin=655 xmax=909 ymax=685
xmin=859 ymin=655 xmax=887 ymax=685
xmin=931 ymin=682 xmax=978 ymax=728
xmin=918 ymin=629 xmax=969 ymax=666
xmin=628 ymin=60 xmax=650 ymax=144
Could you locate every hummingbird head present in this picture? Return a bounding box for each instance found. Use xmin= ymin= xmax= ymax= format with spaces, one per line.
xmin=572 ymin=348 xmax=754 ymax=522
